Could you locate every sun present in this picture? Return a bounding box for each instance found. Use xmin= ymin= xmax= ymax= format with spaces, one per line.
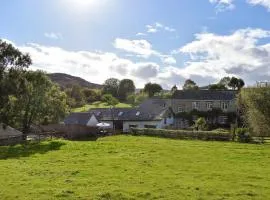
xmin=65 ymin=0 xmax=99 ymax=11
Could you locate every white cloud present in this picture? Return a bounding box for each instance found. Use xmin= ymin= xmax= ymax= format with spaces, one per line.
xmin=247 ymin=0 xmax=270 ymax=10
xmin=44 ymin=32 xmax=63 ymax=40
xmin=113 ymin=38 xmax=177 ymax=65
xmin=114 ymin=38 xmax=156 ymax=58
xmin=209 ymin=0 xmax=235 ymax=12
xmin=136 ymin=32 xmax=147 ymax=36
xmin=146 ymin=22 xmax=176 ymax=34
xmin=174 ymin=28 xmax=270 ymax=84
xmin=161 ymin=55 xmax=177 ymax=65
xmin=4 ymin=39 xmax=176 ymax=88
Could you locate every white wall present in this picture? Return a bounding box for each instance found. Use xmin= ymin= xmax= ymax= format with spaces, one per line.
xmin=123 ymin=121 xmax=159 ymax=132
xmin=157 ymin=117 xmax=174 ymax=129
xmin=86 ymin=115 xmax=99 ymax=127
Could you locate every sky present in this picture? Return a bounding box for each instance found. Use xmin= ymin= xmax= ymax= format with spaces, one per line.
xmin=1 ymin=0 xmax=270 ymax=89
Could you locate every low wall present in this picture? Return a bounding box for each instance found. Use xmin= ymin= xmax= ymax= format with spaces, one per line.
xmin=130 ymin=128 xmax=232 ymax=141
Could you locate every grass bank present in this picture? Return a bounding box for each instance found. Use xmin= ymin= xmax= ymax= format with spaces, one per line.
xmin=72 ymin=101 xmax=132 ymax=112
xmin=0 ymin=135 xmax=270 ymax=199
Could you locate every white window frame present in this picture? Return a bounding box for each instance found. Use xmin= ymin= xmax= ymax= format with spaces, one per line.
xmin=192 ymin=102 xmax=199 ymax=110
xmin=207 ymin=102 xmax=213 ymax=110
xmin=178 ymin=106 xmax=184 ymax=113
xmin=221 ymin=102 xmax=229 ymax=111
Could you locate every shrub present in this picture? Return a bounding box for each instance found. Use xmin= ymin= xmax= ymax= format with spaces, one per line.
xmin=130 ymin=128 xmax=232 ymax=141
xmin=235 ymin=128 xmax=252 ymax=143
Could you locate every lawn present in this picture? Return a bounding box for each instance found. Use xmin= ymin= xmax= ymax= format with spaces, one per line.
xmin=0 ymin=136 xmax=270 ymax=200
xmin=72 ymin=101 xmax=132 ymax=112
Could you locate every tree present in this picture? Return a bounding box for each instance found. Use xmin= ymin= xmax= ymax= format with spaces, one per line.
xmin=101 ymin=94 xmax=119 ymax=107
xmin=209 ymin=84 xmax=227 ymax=90
xmin=127 ymin=94 xmax=136 ymax=107
xmin=228 ymin=77 xmax=239 ymax=90
xmin=102 ymin=78 xmax=120 ymax=97
xmin=118 ymin=79 xmax=135 ymax=101
xmin=229 ymin=77 xmax=245 ymax=90
xmin=5 ymin=71 xmax=68 ymax=137
xmin=144 ymin=82 xmax=163 ymax=97
xmin=82 ymin=88 xmax=101 ymax=103
xmin=171 ymin=85 xmax=178 ymax=93
xmin=183 ymin=79 xmax=199 ymax=90
xmin=0 ymin=39 xmax=32 ymax=125
xmin=65 ymin=85 xmax=85 ymax=107
xmin=238 ymin=87 xmax=270 ymax=137
xmin=218 ymin=77 xmax=231 ymax=88
xmin=101 ymin=94 xmax=119 ymax=133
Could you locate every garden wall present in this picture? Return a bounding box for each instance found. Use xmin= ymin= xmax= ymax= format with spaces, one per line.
xmin=130 ymin=128 xmax=232 ymax=141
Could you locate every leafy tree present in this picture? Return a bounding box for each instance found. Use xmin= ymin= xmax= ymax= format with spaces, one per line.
xmin=209 ymin=84 xmax=227 ymax=90
xmin=144 ymin=82 xmax=163 ymax=97
xmin=171 ymin=85 xmax=178 ymax=93
xmin=5 ymin=71 xmax=68 ymax=137
xmin=118 ymin=79 xmax=135 ymax=101
xmin=101 ymin=94 xmax=119 ymax=107
xmin=237 ymin=78 xmax=245 ymax=90
xmin=0 ymin=40 xmax=32 ymax=125
xmin=83 ymin=88 xmax=101 ymax=103
xmin=102 ymin=78 xmax=120 ymax=97
xmin=229 ymin=77 xmax=245 ymax=90
xmin=127 ymin=94 xmax=136 ymax=107
xmin=238 ymin=87 xmax=270 ymax=137
xmin=183 ymin=79 xmax=199 ymax=90
xmin=218 ymin=77 xmax=231 ymax=88
xmin=65 ymin=85 xmax=85 ymax=107
xmin=228 ymin=77 xmax=239 ymax=90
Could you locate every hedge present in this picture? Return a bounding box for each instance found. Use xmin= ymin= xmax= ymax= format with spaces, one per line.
xmin=130 ymin=128 xmax=232 ymax=141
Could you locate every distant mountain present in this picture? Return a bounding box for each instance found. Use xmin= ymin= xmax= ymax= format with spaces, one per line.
xmin=47 ymin=73 xmax=103 ymax=89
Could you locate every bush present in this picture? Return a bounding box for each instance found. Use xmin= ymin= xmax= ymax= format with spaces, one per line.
xmin=235 ymin=128 xmax=252 ymax=143
xmin=130 ymin=128 xmax=232 ymax=141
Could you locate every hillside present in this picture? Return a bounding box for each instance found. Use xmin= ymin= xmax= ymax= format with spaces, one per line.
xmin=47 ymin=73 xmax=103 ymax=89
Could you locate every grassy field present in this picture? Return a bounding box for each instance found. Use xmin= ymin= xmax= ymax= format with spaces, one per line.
xmin=1 ymin=136 xmax=270 ymax=200
xmin=72 ymin=101 xmax=132 ymax=112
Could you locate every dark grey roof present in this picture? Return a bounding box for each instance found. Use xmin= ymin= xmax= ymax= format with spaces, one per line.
xmin=89 ymin=98 xmax=172 ymax=121
xmin=64 ymin=112 xmax=93 ymax=125
xmin=64 ymin=98 xmax=174 ymax=125
xmin=172 ymin=90 xmax=237 ymax=101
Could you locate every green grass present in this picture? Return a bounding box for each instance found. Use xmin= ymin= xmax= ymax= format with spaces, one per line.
xmin=72 ymin=101 xmax=132 ymax=112
xmin=1 ymin=136 xmax=270 ymax=200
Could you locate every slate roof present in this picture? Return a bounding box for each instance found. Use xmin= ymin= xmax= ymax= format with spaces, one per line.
xmin=64 ymin=98 xmax=173 ymax=125
xmin=172 ymin=90 xmax=237 ymax=101
xmin=64 ymin=112 xmax=93 ymax=125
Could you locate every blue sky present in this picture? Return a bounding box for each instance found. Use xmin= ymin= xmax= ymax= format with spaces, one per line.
xmin=1 ymin=0 xmax=270 ymax=88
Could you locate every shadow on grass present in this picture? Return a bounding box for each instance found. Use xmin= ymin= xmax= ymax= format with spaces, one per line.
xmin=69 ymin=136 xmax=99 ymax=142
xmin=0 ymin=140 xmax=66 ymax=160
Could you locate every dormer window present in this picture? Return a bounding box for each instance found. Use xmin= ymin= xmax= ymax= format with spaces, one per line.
xmin=118 ymin=112 xmax=123 ymax=116
xmin=136 ymin=111 xmax=140 ymax=116
xmin=96 ymin=112 xmax=101 ymax=116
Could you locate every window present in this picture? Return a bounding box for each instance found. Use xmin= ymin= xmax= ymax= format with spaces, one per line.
xmin=178 ymin=106 xmax=184 ymax=113
xmin=129 ymin=125 xmax=137 ymax=128
xmin=164 ymin=118 xmax=167 ymax=124
xmin=136 ymin=111 xmax=140 ymax=116
xmin=221 ymin=102 xmax=228 ymax=110
xmin=192 ymin=102 xmax=199 ymax=110
xmin=207 ymin=102 xmax=213 ymax=110
xmin=144 ymin=125 xmax=156 ymax=129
